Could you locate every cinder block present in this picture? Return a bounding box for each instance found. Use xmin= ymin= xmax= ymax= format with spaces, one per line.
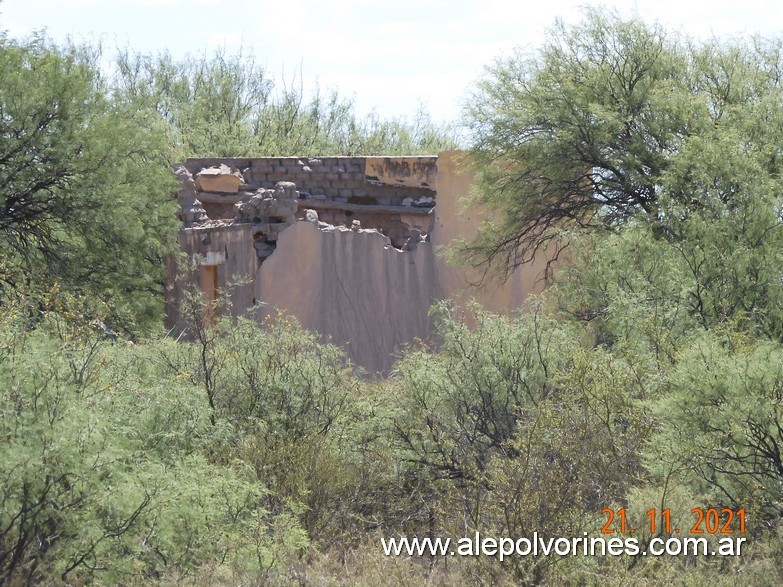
xmin=338 ymin=188 xmax=355 ymax=198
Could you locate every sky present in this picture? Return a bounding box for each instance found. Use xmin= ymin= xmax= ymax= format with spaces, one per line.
xmin=2 ymin=0 xmax=783 ymax=124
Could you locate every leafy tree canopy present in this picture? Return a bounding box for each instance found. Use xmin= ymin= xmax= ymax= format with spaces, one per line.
xmin=115 ymin=48 xmax=459 ymax=159
xmin=0 ymin=32 xmax=177 ymax=332
xmin=463 ymin=8 xmax=783 ymax=273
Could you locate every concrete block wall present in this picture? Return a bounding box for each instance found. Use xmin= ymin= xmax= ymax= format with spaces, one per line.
xmin=183 ymin=156 xmax=437 ymax=207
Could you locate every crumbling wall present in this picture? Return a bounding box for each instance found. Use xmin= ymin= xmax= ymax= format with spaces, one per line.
xmin=176 ymin=156 xmax=437 ymax=249
xmin=166 ymin=153 xmax=550 ymax=372
xmin=165 ymin=224 xmax=257 ymax=332
xmin=179 ymin=156 xmax=436 ymax=205
xmin=245 ymin=156 xmax=436 ymax=204
xmin=256 ymin=220 xmax=439 ymax=372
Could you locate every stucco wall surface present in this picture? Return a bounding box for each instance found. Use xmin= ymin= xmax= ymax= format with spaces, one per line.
xmin=431 ymin=151 xmax=549 ymax=315
xmin=256 ymin=221 xmax=439 ymax=373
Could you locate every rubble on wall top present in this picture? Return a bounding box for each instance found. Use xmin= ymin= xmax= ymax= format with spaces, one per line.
xmin=194 ymin=164 xmax=246 ymax=194
xmin=300 ymin=208 xmax=428 ymax=252
xmin=175 ymin=156 xmax=438 ymax=251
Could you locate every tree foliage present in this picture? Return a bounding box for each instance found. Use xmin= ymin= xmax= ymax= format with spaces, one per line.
xmin=0 ymin=305 xmax=308 ymax=585
xmin=115 ymin=48 xmax=458 ymax=159
xmin=0 ymin=33 xmax=177 ymax=332
xmin=463 ymin=8 xmax=783 ymax=274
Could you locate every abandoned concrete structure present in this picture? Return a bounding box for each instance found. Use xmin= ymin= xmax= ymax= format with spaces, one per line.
xmin=166 ymin=152 xmax=548 ymax=372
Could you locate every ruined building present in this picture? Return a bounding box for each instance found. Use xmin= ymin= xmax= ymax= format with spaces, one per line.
xmin=166 ymin=152 xmax=548 ymax=372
